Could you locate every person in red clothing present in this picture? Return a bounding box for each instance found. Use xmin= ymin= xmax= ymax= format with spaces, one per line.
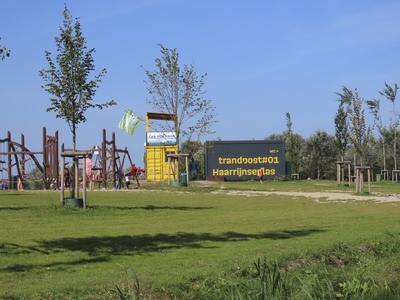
xmin=136 ymin=166 xmax=145 ymax=177
xmin=129 ymin=163 xmax=141 ymax=188
xmin=130 ymin=163 xmax=137 ymax=176
xmin=259 ymin=168 xmax=263 ymax=184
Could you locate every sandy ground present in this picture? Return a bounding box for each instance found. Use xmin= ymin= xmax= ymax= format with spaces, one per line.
xmin=208 ymin=189 xmax=400 ymax=203
xmin=189 ymin=181 xmax=400 ymax=202
xmin=104 ymin=180 xmax=400 ymax=203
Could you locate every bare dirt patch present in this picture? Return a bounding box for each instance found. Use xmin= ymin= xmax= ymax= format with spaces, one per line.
xmin=210 ymin=190 xmax=400 ymax=202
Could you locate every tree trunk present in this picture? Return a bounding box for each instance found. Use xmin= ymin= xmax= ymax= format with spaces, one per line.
xmin=383 ymin=138 xmax=386 ymax=172
xmin=71 ymin=123 xmax=76 ymax=199
xmin=395 ymin=128 xmax=397 ymax=170
xmin=341 ymin=152 xmax=344 ymax=185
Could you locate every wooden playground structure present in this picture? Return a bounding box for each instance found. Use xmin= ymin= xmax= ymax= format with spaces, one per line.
xmin=60 ymin=129 xmax=139 ymax=191
xmin=0 ymin=127 xmax=59 ymax=189
xmin=0 ymin=128 xmax=138 ymax=191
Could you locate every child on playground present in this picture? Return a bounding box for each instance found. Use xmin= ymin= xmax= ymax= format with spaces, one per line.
xmin=115 ymin=169 xmax=122 ymax=190
xmin=17 ymin=174 xmax=24 ymax=191
xmin=86 ymin=153 xmax=94 ymax=191
xmin=130 ymin=164 xmax=138 ymax=176
xmin=124 ymin=172 xmax=131 ymax=189
xmin=0 ymin=181 xmax=7 ymax=190
xmin=136 ymin=166 xmax=145 ymax=178
xmin=129 ymin=163 xmax=141 ymax=188
xmin=94 ymin=160 xmax=102 ymax=189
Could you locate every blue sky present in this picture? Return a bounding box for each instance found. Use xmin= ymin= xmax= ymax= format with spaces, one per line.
xmin=1 ymin=0 xmax=400 ymax=170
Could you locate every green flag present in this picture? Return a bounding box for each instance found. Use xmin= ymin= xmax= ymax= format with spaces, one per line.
xmin=118 ymin=110 xmax=142 ymax=135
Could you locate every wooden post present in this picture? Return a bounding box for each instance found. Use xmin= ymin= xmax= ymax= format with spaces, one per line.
xmin=7 ymin=131 xmax=11 ymax=187
xmin=168 ymin=157 xmax=171 ymax=185
xmin=112 ymin=131 xmax=116 ymax=189
xmin=356 ymin=168 xmax=359 ymax=193
xmin=60 ymin=156 xmax=65 ymax=206
xmin=60 ymin=151 xmax=88 ymax=209
xmin=102 ymin=130 xmax=106 ymax=189
xmin=55 ymin=131 xmax=59 ymax=187
xmin=186 ymin=156 xmax=189 ymax=186
xmin=83 ymin=156 xmax=86 ymax=209
xmin=348 ymin=164 xmax=351 ymax=186
xmin=21 ymin=133 xmax=25 ymax=179
xmin=74 ymin=158 xmax=79 ymax=197
xmin=392 ymin=170 xmax=400 ymax=183
xmin=167 ymin=153 xmax=189 ymax=186
xmin=337 ymin=163 xmax=340 ymax=185
xmin=368 ymin=168 xmax=371 ymax=194
xmin=355 ymin=166 xmax=371 ymax=193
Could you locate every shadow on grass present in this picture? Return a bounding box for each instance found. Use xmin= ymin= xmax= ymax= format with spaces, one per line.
xmin=0 ymin=229 xmax=326 ymax=273
xmin=33 ymin=229 xmax=325 ymax=256
xmin=101 ymin=205 xmax=214 ymax=211
xmin=0 ymin=256 xmax=108 ymax=273
xmin=0 ymin=206 xmax=37 ymax=211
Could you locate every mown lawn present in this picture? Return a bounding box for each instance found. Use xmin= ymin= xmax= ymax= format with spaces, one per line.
xmin=1 ymin=180 xmax=400 ymax=299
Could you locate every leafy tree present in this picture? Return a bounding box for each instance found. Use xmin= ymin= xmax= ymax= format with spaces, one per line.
xmin=25 ymin=166 xmax=44 ymax=190
xmin=264 ymin=131 xmax=305 ymax=167
xmin=302 ymin=130 xmax=337 ymax=180
xmin=142 ymin=44 xmax=217 ymax=152
xmin=39 ymin=5 xmax=116 ymax=151
xmin=0 ymin=37 xmax=10 ymax=61
xmin=347 ymin=89 xmax=375 ymax=166
xmin=334 ymin=102 xmax=349 ymax=184
xmin=180 ymin=139 xmax=205 ymax=179
xmin=366 ymin=98 xmax=387 ymax=173
xmin=380 ymin=126 xmax=400 ymax=172
xmin=334 ymin=102 xmax=349 ymax=161
xmin=335 ymin=87 xmax=375 ymax=167
xmin=285 ymin=112 xmax=300 ymax=173
xmin=180 ymin=139 xmax=203 ymax=160
xmin=39 ymin=6 xmax=116 ymax=198
xmin=378 ymin=82 xmax=399 ymax=170
xmin=264 ymin=132 xmax=287 ymax=141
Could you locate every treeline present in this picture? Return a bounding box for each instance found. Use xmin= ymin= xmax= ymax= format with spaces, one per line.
xmin=180 ymin=126 xmax=400 ymax=181
xmin=266 ymin=84 xmax=400 ymax=180
xmin=182 ymin=84 xmax=400 ymax=181
xmin=265 ymin=127 xmax=400 ymax=180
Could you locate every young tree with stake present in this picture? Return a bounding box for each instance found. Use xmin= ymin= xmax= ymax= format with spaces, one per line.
xmin=142 ymin=45 xmax=216 ymax=176
xmin=39 ymin=6 xmax=116 ymax=196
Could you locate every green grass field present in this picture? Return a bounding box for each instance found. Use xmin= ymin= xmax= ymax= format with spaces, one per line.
xmin=1 ymin=180 xmax=400 ymax=299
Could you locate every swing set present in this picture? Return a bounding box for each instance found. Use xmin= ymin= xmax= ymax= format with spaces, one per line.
xmin=60 ymin=129 xmax=139 ymax=190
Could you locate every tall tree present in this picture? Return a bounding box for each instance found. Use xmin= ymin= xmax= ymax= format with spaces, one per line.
xmin=39 ymin=6 xmax=116 ymax=151
xmin=378 ymin=82 xmax=399 ymax=170
xmin=142 ymin=44 xmax=217 ymax=152
xmin=346 ymin=88 xmax=375 ymax=166
xmin=334 ymin=102 xmax=349 ymax=184
xmin=285 ymin=112 xmax=300 ymax=173
xmin=366 ymin=98 xmax=387 ymax=173
xmin=0 ymin=37 xmax=10 ymax=61
xmin=334 ymin=102 xmax=349 ymax=161
xmin=335 ymin=86 xmax=375 ymax=167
